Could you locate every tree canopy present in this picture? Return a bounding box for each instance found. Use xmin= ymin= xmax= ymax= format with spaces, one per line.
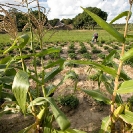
xmin=2 ymin=6 xmax=108 ymax=31
xmin=61 ymin=18 xmax=72 ymax=25
xmin=8 ymin=8 xmax=48 ymax=32
xmin=73 ymin=7 xmax=108 ymax=30
xmin=48 ymin=18 xmax=60 ymax=27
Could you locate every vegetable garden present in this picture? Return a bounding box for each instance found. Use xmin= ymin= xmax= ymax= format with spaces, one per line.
xmin=0 ymin=0 xmax=133 ymax=133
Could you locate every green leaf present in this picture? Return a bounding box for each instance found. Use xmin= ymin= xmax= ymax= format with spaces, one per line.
xmin=0 ymin=76 xmax=13 ymax=84
xmin=36 ymin=47 xmax=61 ymax=57
xmin=18 ymin=124 xmax=34 ymax=133
xmin=48 ymin=97 xmax=70 ymax=131
xmin=126 ymin=34 xmax=133 ymax=38
xmin=44 ymin=66 xmax=62 ymax=82
xmin=65 ymin=71 xmax=78 ymax=80
xmin=0 ymin=56 xmax=12 ymax=64
xmin=111 ymin=60 xmax=131 ymax=80
xmin=66 ymin=60 xmax=117 ymax=77
xmin=0 ymin=64 xmax=6 ymax=72
xmin=5 ymin=68 xmax=16 ymax=76
xmin=81 ymin=7 xmax=125 ymax=42
xmin=120 ymin=71 xmax=131 ymax=80
xmin=44 ymin=127 xmax=52 ymax=133
xmin=44 ymin=58 xmax=65 ymax=69
xmin=121 ymin=48 xmax=133 ymax=62
xmin=55 ymin=129 xmax=86 ymax=133
xmin=102 ymin=50 xmax=116 ymax=65
xmin=110 ymin=11 xmax=132 ymax=24
xmin=14 ymin=48 xmax=61 ymax=60
xmin=119 ymin=109 xmax=133 ymax=125
xmin=18 ymin=34 xmax=29 ymax=49
xmin=82 ymin=89 xmax=111 ymax=105
xmin=57 ymin=70 xmax=78 ymax=87
xmin=99 ymin=116 xmax=111 ymax=133
xmin=0 ymin=110 xmax=10 ymax=117
xmin=3 ymin=39 xmax=18 ymax=54
xmin=1 ymin=91 xmax=15 ymax=100
xmin=12 ymin=70 xmax=29 ymax=114
xmin=0 ymin=84 xmax=2 ymax=99
xmin=45 ymin=85 xmax=56 ymax=97
xmin=116 ymin=80 xmax=133 ymax=94
xmin=29 ymin=97 xmax=47 ymax=106
xmin=104 ymin=82 xmax=123 ymax=104
xmin=3 ymin=34 xmax=29 ymax=54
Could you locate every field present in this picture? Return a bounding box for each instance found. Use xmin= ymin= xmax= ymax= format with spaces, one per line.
xmin=1 ymin=29 xmax=133 ymax=44
xmin=0 ymin=29 xmax=133 ymax=133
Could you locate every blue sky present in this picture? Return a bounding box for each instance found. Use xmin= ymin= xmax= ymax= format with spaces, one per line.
xmin=0 ymin=0 xmax=133 ymax=23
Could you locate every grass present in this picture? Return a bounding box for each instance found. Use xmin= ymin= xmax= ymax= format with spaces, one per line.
xmin=0 ymin=30 xmax=133 ymax=45
xmin=43 ymin=30 xmax=118 ymax=43
xmin=0 ymin=30 xmax=121 ymax=44
xmin=0 ymin=34 xmax=11 ymax=44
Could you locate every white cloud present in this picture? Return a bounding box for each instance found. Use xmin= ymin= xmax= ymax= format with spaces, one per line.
xmin=47 ymin=0 xmax=133 ymax=23
xmin=0 ymin=0 xmax=133 ymax=23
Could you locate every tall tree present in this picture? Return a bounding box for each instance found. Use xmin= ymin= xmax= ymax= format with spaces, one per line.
xmin=48 ymin=18 xmax=60 ymax=27
xmin=73 ymin=7 xmax=108 ymax=30
xmin=8 ymin=8 xmax=48 ymax=31
xmin=61 ymin=18 xmax=72 ymax=25
xmin=8 ymin=8 xmax=27 ymax=32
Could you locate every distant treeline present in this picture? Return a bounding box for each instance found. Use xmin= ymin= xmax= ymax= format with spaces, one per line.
xmin=94 ymin=23 xmax=133 ymax=31
xmin=0 ymin=7 xmax=133 ymax=32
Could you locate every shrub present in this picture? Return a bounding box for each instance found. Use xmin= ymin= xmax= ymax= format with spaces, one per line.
xmin=68 ymin=49 xmax=75 ymax=53
xmin=83 ymin=52 xmax=91 ymax=59
xmin=98 ymin=53 xmax=105 ymax=59
xmin=112 ymin=45 xmax=119 ymax=49
xmin=101 ymin=40 xmax=105 ymax=44
xmin=68 ymin=53 xmax=77 ymax=59
xmin=92 ymin=47 xmax=101 ymax=54
xmin=78 ymin=46 xmax=87 ymax=54
xmin=57 ymin=94 xmax=79 ymax=109
xmin=69 ymin=43 xmax=75 ymax=49
xmin=33 ymin=59 xmax=41 ymax=66
xmin=103 ymin=45 xmax=109 ymax=50
xmin=49 ymin=53 xmax=60 ymax=59
xmin=65 ymin=62 xmax=78 ymax=67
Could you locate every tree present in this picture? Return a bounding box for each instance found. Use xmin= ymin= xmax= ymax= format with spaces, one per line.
xmin=72 ymin=13 xmax=84 ymax=29
xmin=61 ymin=18 xmax=72 ymax=25
xmin=8 ymin=8 xmax=48 ymax=31
xmin=8 ymin=8 xmax=27 ymax=32
xmin=73 ymin=7 xmax=108 ymax=30
xmin=30 ymin=10 xmax=48 ymax=24
xmin=48 ymin=18 xmax=60 ymax=27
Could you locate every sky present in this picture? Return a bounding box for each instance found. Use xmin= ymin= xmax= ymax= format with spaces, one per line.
xmin=0 ymin=0 xmax=133 ymax=23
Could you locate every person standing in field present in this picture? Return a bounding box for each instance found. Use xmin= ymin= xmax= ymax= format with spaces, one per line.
xmin=92 ymin=32 xmax=98 ymax=42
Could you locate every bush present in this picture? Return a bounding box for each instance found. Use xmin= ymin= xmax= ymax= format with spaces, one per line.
xmin=49 ymin=53 xmax=60 ymax=59
xmin=69 ymin=43 xmax=75 ymax=49
xmin=98 ymin=53 xmax=105 ymax=59
xmin=112 ymin=45 xmax=119 ymax=49
xmin=88 ymin=73 xmax=99 ymax=81
xmin=33 ymin=59 xmax=41 ymax=66
xmin=83 ymin=53 xmax=91 ymax=59
xmin=101 ymin=40 xmax=105 ymax=44
xmin=103 ymin=46 xmax=109 ymax=50
xmin=92 ymin=47 xmax=101 ymax=54
xmin=68 ymin=53 xmax=77 ymax=59
xmin=68 ymin=49 xmax=75 ymax=53
xmin=78 ymin=46 xmax=87 ymax=54
xmin=57 ymin=94 xmax=79 ymax=109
